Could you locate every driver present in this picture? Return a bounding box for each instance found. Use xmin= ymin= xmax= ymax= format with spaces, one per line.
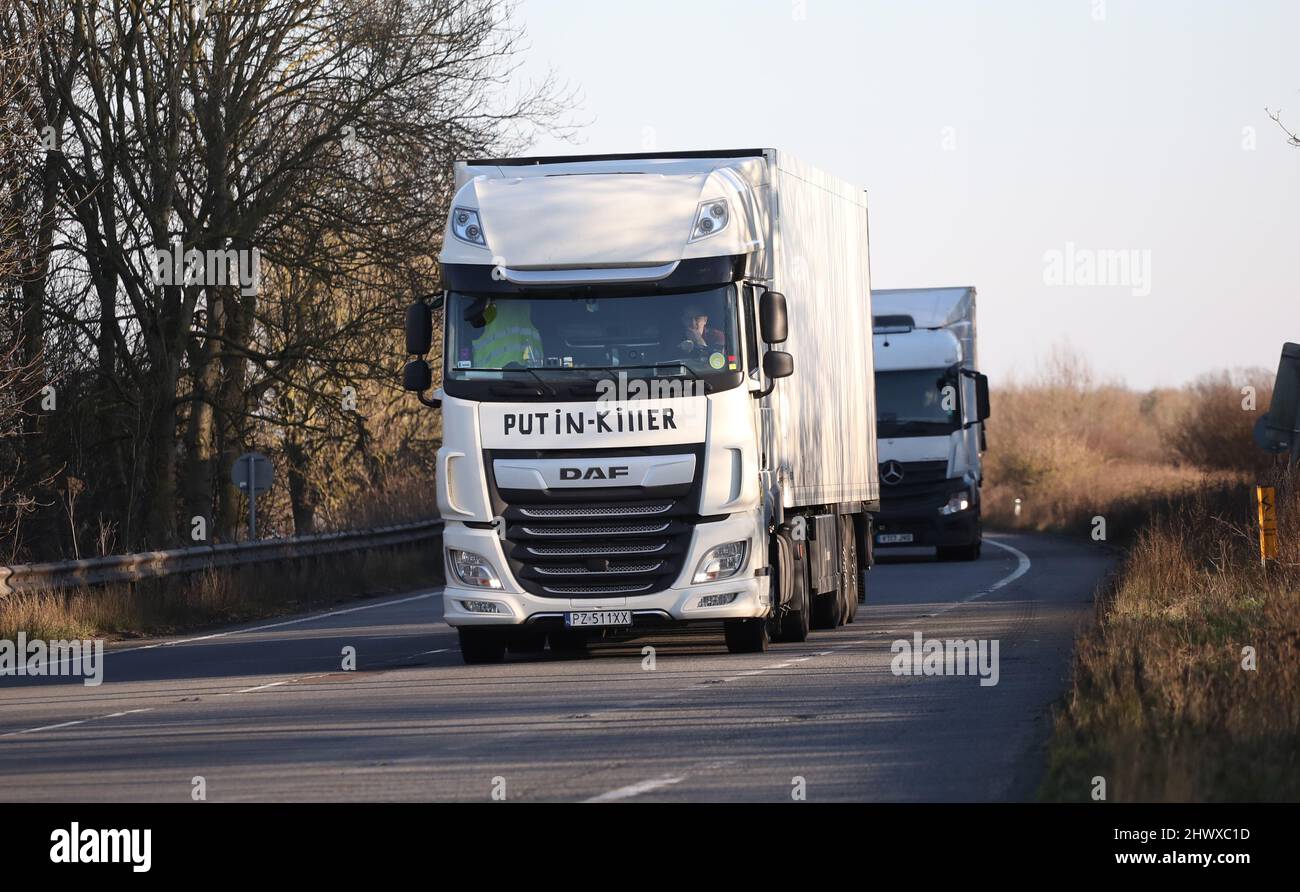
xmin=677 ymin=305 xmax=710 ymax=353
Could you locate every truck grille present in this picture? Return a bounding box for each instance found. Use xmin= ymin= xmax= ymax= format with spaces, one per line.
xmin=880 ymin=460 xmax=951 ymax=509
xmin=502 ymin=497 xmax=695 ymax=597
xmin=487 ymin=446 xmax=706 ymax=599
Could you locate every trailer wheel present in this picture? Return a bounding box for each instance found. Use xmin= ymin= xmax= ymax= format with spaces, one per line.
xmin=724 ymin=618 xmax=769 ymax=653
xmin=458 ymin=628 xmax=507 ymax=664
xmin=838 ymin=517 xmax=859 ymax=625
xmin=811 ymin=589 xmax=841 ymax=629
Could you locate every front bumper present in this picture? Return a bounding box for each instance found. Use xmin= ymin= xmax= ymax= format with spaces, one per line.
xmin=440 ymin=514 xmax=770 ymax=627
xmin=874 ymin=503 xmax=981 ymax=548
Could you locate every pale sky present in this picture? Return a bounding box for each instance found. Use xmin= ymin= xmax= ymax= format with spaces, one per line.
xmin=513 ymin=0 xmax=1300 ymax=389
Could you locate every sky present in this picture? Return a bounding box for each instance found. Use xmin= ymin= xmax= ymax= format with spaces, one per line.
xmin=511 ymin=0 xmax=1300 ymax=390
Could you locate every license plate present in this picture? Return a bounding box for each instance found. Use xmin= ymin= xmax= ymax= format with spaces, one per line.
xmin=877 ymin=533 xmax=914 ymax=544
xmin=565 ymin=610 xmax=633 ymax=628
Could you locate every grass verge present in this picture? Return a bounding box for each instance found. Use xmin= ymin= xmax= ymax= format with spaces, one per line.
xmin=0 ymin=542 xmax=441 ymax=642
xmin=1040 ymin=471 xmax=1300 ymax=800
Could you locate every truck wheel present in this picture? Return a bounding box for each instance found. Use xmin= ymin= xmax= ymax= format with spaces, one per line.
xmin=811 ymin=591 xmax=840 ymax=629
xmin=724 ymin=618 xmax=769 ymax=653
xmin=547 ymin=628 xmax=589 ymax=657
xmin=771 ymin=530 xmax=809 ymax=643
xmin=839 ymin=517 xmax=859 ymax=625
xmin=458 ymin=628 xmax=507 ymax=664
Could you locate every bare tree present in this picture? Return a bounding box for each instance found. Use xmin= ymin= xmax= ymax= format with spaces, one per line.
xmin=0 ymin=0 xmax=571 ymax=556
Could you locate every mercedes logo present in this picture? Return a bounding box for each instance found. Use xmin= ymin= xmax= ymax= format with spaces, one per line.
xmin=881 ymin=461 xmax=904 ymax=485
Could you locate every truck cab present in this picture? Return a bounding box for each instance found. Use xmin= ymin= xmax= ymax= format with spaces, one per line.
xmin=871 ymin=287 xmax=989 ymax=561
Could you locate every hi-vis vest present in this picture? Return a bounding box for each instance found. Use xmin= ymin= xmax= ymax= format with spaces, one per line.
xmin=472 ymin=302 xmax=544 ymax=368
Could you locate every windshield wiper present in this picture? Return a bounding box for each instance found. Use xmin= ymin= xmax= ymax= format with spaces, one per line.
xmin=490 ymin=367 xmax=557 ymax=397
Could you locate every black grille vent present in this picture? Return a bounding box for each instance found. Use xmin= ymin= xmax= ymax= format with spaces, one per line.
xmin=880 ymin=460 xmax=951 ymax=508
xmin=487 ymin=446 xmax=706 ymax=599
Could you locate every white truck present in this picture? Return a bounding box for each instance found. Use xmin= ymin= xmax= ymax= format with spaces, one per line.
xmin=871 ymin=287 xmax=990 ymax=560
xmin=402 ymin=149 xmax=880 ymax=663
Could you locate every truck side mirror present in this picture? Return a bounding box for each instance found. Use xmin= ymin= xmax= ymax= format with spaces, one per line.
xmin=763 ymin=350 xmax=794 ymax=380
xmin=405 ymin=300 xmax=434 ymax=356
xmin=974 ymin=372 xmax=991 ymax=422
xmin=403 ymin=359 xmax=432 ymax=392
xmin=759 ymin=290 xmax=788 ymax=344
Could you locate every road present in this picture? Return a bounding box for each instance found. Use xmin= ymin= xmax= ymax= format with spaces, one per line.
xmin=0 ymin=532 xmax=1112 ymax=802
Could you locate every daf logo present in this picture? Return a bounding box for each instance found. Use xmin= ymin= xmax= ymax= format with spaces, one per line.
xmin=880 ymin=461 xmax=905 ymax=486
xmin=559 ymin=466 xmax=630 ymax=481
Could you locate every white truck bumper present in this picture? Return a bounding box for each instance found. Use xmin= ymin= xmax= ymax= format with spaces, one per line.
xmin=440 ymin=515 xmax=770 ymax=627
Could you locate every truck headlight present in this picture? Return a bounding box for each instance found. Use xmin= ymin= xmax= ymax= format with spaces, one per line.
xmin=689 ymin=199 xmax=729 ymax=241
xmin=450 ymin=207 xmax=486 ymax=246
xmin=940 ymin=490 xmax=972 ymax=515
xmin=447 ymin=549 xmax=502 ymax=589
xmin=692 ymin=541 xmax=748 ymax=583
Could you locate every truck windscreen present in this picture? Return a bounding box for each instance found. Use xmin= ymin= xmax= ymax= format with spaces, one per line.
xmin=443 ymin=285 xmax=744 ymax=400
xmin=875 ymin=368 xmax=961 ymax=438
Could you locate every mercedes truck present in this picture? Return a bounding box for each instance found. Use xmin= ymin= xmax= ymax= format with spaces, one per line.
xmin=403 ymin=149 xmax=879 ymax=663
xmin=871 ymin=287 xmax=990 ymax=561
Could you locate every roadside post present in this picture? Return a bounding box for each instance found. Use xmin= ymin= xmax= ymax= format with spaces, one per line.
xmin=1256 ymin=486 xmax=1278 ymax=568
xmin=231 ymin=452 xmax=274 ymax=540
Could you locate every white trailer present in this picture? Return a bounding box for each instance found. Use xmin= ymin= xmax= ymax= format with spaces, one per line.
xmin=871 ymin=287 xmax=990 ymax=560
xmin=403 ymin=149 xmax=878 ymax=662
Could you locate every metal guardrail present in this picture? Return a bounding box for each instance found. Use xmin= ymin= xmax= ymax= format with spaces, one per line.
xmin=0 ymin=519 xmax=444 ymax=596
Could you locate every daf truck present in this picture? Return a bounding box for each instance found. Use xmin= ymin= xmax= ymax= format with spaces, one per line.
xmin=871 ymin=287 xmax=990 ymax=560
xmin=403 ymin=149 xmax=879 ymax=663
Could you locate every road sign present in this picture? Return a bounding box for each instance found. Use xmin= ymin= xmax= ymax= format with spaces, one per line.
xmin=231 ymin=452 xmax=273 ymax=493
xmin=231 ymin=452 xmax=273 ymax=539
xmin=1256 ymin=486 xmax=1278 ymax=566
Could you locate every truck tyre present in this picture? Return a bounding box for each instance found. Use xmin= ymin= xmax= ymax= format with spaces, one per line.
xmin=547 ymin=628 xmax=589 ymax=657
xmin=724 ymin=618 xmax=769 ymax=653
xmin=839 ymin=517 xmax=859 ymax=625
xmin=459 ymin=628 xmax=507 ymax=664
xmin=771 ymin=530 xmax=809 ymax=643
xmin=810 ymin=590 xmax=839 ymax=630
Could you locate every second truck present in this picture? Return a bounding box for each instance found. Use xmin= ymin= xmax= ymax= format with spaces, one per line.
xmin=871 ymin=287 xmax=990 ymax=560
xmin=403 ymin=148 xmax=879 ymax=663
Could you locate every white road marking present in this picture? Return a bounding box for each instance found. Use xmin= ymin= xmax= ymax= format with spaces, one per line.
xmin=585 ymin=773 xmax=685 ymax=803
xmin=233 ymin=681 xmax=289 ymax=694
xmin=106 ymin=590 xmax=443 ymax=657
xmin=930 ymin=538 xmax=1032 ymax=616
xmin=3 ymin=707 xmax=152 ymax=738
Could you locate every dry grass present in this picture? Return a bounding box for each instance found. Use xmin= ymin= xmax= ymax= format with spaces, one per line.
xmin=998 ymin=349 xmax=1300 ymax=800
xmin=1042 ymin=473 xmax=1300 ymax=800
xmin=983 ymin=350 xmax=1269 ymax=538
xmin=0 ymin=543 xmax=441 ymax=642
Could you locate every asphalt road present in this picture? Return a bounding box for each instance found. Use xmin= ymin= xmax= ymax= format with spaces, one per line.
xmin=0 ymin=532 xmax=1112 ymax=802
